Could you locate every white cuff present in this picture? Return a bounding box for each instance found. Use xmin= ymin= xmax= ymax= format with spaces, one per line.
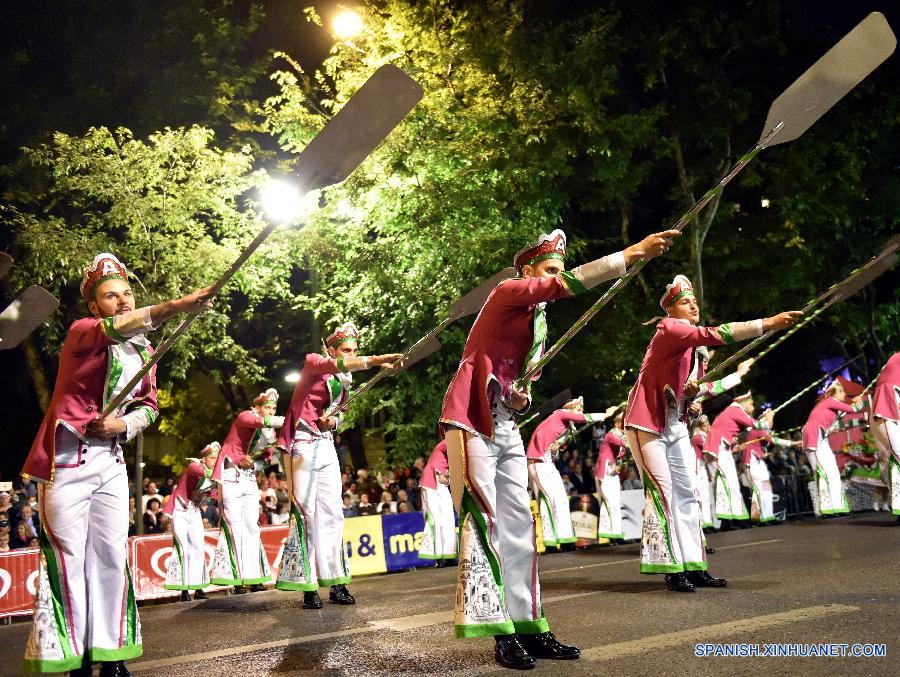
xmin=571 ymin=251 xmax=627 ymax=290
xmin=727 ymin=319 xmax=764 ymax=342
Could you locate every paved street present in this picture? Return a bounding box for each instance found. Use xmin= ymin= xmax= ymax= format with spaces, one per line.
xmin=2 ymin=512 xmax=896 ymax=676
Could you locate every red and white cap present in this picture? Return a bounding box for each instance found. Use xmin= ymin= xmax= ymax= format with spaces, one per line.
xmin=514 ymin=229 xmax=567 ymax=270
xmin=80 ymin=253 xmax=129 ymax=301
xmin=733 ymin=391 xmax=753 ymax=404
xmin=660 ymin=274 xmax=695 ymax=310
xmin=326 ymin=321 xmax=360 ymax=348
xmin=199 ymin=441 xmax=221 ymax=458
xmin=563 ymin=396 xmax=584 ymax=411
xmin=253 ymin=388 xmax=279 ymax=408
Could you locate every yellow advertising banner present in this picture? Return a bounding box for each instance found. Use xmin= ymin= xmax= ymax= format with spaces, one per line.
xmin=342 ymin=514 xmax=387 ymax=576
xmin=530 ymin=499 xmax=546 ymax=553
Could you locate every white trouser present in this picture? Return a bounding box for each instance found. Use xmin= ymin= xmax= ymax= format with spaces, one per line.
xmin=714 ymin=444 xmax=747 ymax=520
xmin=277 ymin=434 xmax=349 ymax=590
xmin=420 ymin=485 xmax=457 ymax=559
xmin=694 ymin=458 xmax=713 ymax=527
xmin=534 ymin=461 xmax=575 ymax=545
xmin=446 ymin=419 xmax=548 ymax=638
xmin=626 ymin=411 xmax=706 ymax=574
xmin=806 ymin=435 xmax=848 ymax=515
xmin=746 ymin=456 xmax=775 ymax=522
xmin=211 ymin=466 xmax=271 ymax=585
xmin=25 ymin=428 xmax=141 ymax=673
xmin=597 ymin=474 xmax=623 ymax=538
xmin=166 ymin=503 xmax=209 ymax=589
xmin=871 ymin=417 xmax=900 ymax=515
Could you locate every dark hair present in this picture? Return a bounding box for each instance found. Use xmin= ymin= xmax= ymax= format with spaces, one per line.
xmin=147 ymin=498 xmax=161 ymax=510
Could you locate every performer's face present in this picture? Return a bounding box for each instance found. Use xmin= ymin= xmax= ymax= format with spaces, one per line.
xmin=521 ymin=258 xmax=565 ymax=279
xmin=203 ymin=453 xmax=218 ymax=469
xmin=667 ymin=294 xmax=700 ymax=324
xmin=740 ymin=398 xmax=755 ymax=415
xmin=89 ymin=278 xmax=134 ymax=318
xmin=255 ymin=402 xmax=277 ymax=417
xmin=328 ymin=340 xmax=358 ymax=359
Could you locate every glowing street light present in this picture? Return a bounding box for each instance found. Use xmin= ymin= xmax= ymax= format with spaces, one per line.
xmin=284 ymin=371 xmax=301 ymax=384
xmin=333 ymin=9 xmax=363 ymax=40
xmin=261 ymin=179 xmax=304 ymax=223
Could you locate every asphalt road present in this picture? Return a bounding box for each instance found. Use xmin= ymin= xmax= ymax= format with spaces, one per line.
xmin=2 ymin=512 xmax=897 ymax=676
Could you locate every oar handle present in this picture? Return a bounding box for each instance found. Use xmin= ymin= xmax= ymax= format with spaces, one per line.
xmin=771 ymin=354 xmax=862 ymax=415
xmin=515 ymin=123 xmax=784 ymax=388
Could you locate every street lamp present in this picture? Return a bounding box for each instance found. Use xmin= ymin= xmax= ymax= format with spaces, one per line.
xmin=284 ymin=371 xmax=301 ymax=384
xmin=261 ymin=179 xmax=304 ymax=224
xmin=333 ymin=9 xmax=363 ymax=40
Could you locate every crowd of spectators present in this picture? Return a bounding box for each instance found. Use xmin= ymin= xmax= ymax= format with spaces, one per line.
xmin=0 ymin=480 xmax=40 ymax=552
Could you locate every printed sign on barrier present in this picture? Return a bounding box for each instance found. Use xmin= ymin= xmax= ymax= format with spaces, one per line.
xmin=342 ymin=514 xmax=387 ymax=576
xmin=381 ymin=512 xmax=427 ymax=570
xmin=0 ymin=548 xmax=39 ymax=617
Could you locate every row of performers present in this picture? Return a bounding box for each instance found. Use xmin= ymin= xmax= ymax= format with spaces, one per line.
xmin=18 ymin=235 xmax=899 ymax=674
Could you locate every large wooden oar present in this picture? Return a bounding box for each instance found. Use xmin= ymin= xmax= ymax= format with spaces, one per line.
xmin=770 ymin=354 xmax=863 ymax=415
xmin=516 ymin=13 xmax=896 ymax=389
xmin=101 ymin=64 xmax=423 ymax=417
xmin=517 ymin=389 xmax=573 ymax=428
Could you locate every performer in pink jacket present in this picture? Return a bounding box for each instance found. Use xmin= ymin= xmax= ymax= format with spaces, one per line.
xmin=440 ymin=227 xmax=678 ymax=668
xmin=210 ymin=388 xmax=284 ymax=593
xmin=419 ymin=440 xmax=457 ymax=561
xmin=624 ymin=274 xmax=799 ymax=593
xmin=594 ymin=412 xmax=628 ymax=540
xmin=690 ymin=416 xmax=714 ymax=530
xmin=802 ymin=379 xmax=864 ymax=515
xmin=870 ymin=352 xmax=900 ymax=516
xmin=275 ymin=322 xmax=400 ymax=609
xmin=526 ymin=397 xmax=604 ymax=547
xmin=22 ymin=253 xmax=211 ymax=676
xmin=164 ymin=442 xmax=219 ymax=600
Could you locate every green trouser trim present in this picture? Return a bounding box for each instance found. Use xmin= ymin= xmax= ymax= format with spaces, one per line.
xmin=543 ymin=539 xmax=558 ymax=547
xmin=210 ymin=576 xmax=242 ymax=586
xmin=819 ymin=508 xmax=849 ymax=515
xmin=164 ymin=584 xmax=207 ymax=590
xmin=598 ymin=532 xmax=625 ymax=539
xmin=219 ymin=519 xmax=240 ymax=581
xmin=893 ymin=508 xmax=900 ymax=515
xmin=754 ymin=516 xmax=778 ymax=523
xmin=239 ymin=576 xmax=271 ymax=585
xmin=287 ymin=503 xmax=315 ymax=586
xmin=643 ymin=473 xmax=677 ymax=565
xmin=38 ymin=531 xmax=76 ymax=665
xmin=125 ymin=562 xmax=138 ymax=647
xmin=455 ymin=621 xmax=515 ymax=638
xmin=513 ymin=616 xmax=550 ymax=635
xmin=683 ymin=561 xmax=708 ymax=572
xmin=275 ymin=580 xmax=318 ymax=592
xmin=557 ymin=536 xmax=577 ymax=544
xmin=418 ymin=553 xmax=456 ymax=561
xmin=539 ymin=492 xmax=558 ymax=544
xmin=23 ymin=656 xmax=86 ymax=673
xmin=91 ymin=645 xmax=143 ymax=663
xmin=319 ymin=575 xmax=352 ymax=587
xmin=461 ymin=490 xmax=507 ymax=606
xmin=172 ymin=535 xmax=186 ymax=586
xmin=641 ymin=563 xmax=686 ymax=574
xmin=701 ymin=521 xmax=714 ymax=528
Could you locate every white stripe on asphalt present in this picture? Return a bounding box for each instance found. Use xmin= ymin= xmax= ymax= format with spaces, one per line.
xmin=129 ymin=592 xmax=600 ymax=672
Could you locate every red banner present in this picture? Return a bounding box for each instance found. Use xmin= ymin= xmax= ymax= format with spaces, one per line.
xmin=0 ymin=547 xmax=40 ymax=618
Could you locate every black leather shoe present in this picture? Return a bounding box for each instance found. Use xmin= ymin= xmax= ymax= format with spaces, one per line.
xmin=99 ymin=661 xmax=131 ymax=677
xmin=69 ymin=663 xmax=92 ymax=677
xmin=303 ymin=591 xmax=323 ymax=609
xmin=194 ymin=589 xmax=208 ymax=600
xmin=705 ymin=545 xmax=716 ymax=554
xmin=494 ymin=635 xmax=536 ymax=670
xmin=329 ymin=584 xmax=356 ymax=605
xmin=180 ymin=590 xmax=191 ymax=602
xmin=518 ymin=632 xmax=580 ymax=660
xmin=249 ymin=584 xmax=266 ymax=592
xmin=664 ymin=573 xmax=695 ymax=592
xmin=233 ymin=585 xmax=247 ymax=595
xmin=687 ymin=570 xmax=727 ymax=588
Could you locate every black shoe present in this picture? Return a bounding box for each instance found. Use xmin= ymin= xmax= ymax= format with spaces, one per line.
xmin=69 ymin=663 xmax=92 ymax=677
xmin=180 ymin=590 xmax=191 ymax=602
xmin=687 ymin=570 xmax=728 ymax=588
xmin=194 ymin=589 xmax=208 ymax=600
xmin=302 ymin=591 xmax=323 ymax=609
xmin=705 ymin=546 xmax=716 ymax=554
xmin=99 ymin=661 xmax=131 ymax=677
xmin=232 ymin=585 xmax=247 ymax=595
xmin=494 ymin=635 xmax=536 ymax=670
xmin=249 ymin=584 xmax=266 ymax=592
xmin=329 ymin=584 xmax=356 ymax=605
xmin=518 ymin=632 xmax=580 ymax=660
xmin=664 ymin=573 xmax=695 ymax=592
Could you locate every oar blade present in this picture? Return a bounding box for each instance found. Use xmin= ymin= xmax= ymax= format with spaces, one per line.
xmin=829 ymin=248 xmax=897 ymax=303
xmin=0 ymin=253 xmax=13 ymax=281
xmin=761 ymin=12 xmax=896 ymax=146
xmin=534 ymin=389 xmax=573 ymax=419
xmin=449 ymin=267 xmax=517 ymax=318
xmin=401 ymin=334 xmax=443 ymax=369
xmin=0 ymin=286 xmax=59 ymax=350
xmin=295 ymin=64 xmax=424 ymax=191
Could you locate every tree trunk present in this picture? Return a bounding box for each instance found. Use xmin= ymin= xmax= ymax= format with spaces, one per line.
xmin=22 ymin=338 xmax=51 ymax=412
xmin=620 ymin=205 xmax=651 ymax=299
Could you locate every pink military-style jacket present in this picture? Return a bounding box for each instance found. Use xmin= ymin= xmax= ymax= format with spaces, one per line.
xmin=278 ymin=353 xmax=350 ymax=451
xmin=625 ymin=318 xmax=762 ymax=436
xmin=526 ymin=409 xmax=591 ymax=461
xmin=740 ymin=428 xmax=770 ymax=465
xmin=23 ymin=310 xmax=158 ymax=483
xmin=213 ymin=409 xmax=284 ymax=482
xmin=164 ymin=460 xmax=214 ymax=515
xmin=704 ymin=403 xmax=764 ymax=458
xmin=420 ymin=440 xmax=449 ymax=491
xmin=801 ymin=396 xmax=857 ymax=451
xmin=691 ymin=431 xmax=707 ymax=462
xmin=872 ymin=352 xmax=899 ymax=422
xmin=594 ymin=429 xmax=627 ymax=480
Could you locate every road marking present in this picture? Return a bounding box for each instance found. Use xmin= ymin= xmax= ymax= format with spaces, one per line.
xmin=130 ymin=592 xmax=600 ymax=671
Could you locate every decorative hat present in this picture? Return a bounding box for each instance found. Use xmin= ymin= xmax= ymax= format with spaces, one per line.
xmin=836 ymin=376 xmax=864 ymax=398
xmin=660 ymin=274 xmax=695 ymax=310
xmin=80 ymin=253 xmax=129 ymax=301
xmin=253 ymin=387 xmax=279 ymax=408
xmin=733 ymin=391 xmax=753 ymax=403
xmin=514 ymin=229 xmax=567 ymax=270
xmin=326 ymin=321 xmax=360 ymax=348
xmin=563 ymin=396 xmax=584 ymax=411
xmin=199 ymin=441 xmax=221 ymax=458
